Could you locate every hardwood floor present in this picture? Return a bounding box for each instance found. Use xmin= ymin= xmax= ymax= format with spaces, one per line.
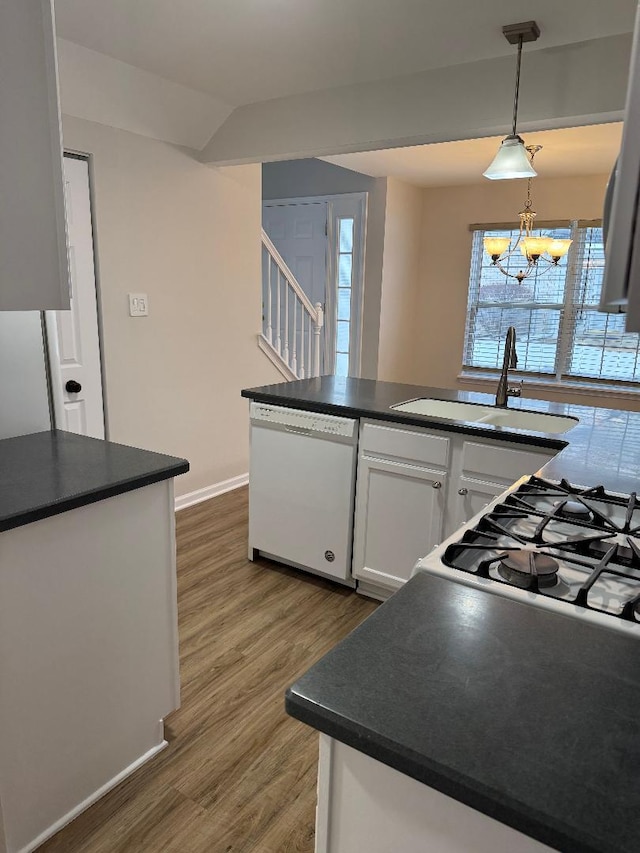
xmin=39 ymin=486 xmax=377 ymax=852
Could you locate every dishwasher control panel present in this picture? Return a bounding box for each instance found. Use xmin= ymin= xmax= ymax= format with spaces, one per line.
xmin=250 ymin=402 xmax=357 ymax=439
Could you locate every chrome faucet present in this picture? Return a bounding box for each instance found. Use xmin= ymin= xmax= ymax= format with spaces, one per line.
xmin=495 ymin=326 xmax=521 ymax=407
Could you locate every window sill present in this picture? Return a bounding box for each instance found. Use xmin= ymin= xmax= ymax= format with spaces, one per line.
xmin=457 ymin=372 xmax=640 ymax=402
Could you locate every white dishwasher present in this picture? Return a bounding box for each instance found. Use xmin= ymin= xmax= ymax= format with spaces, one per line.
xmin=249 ymin=402 xmax=358 ymax=586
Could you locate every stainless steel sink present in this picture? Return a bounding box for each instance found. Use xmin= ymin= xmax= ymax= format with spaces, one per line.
xmin=390 ymin=398 xmax=578 ymax=435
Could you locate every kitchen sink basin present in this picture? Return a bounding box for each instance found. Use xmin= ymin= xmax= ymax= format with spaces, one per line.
xmin=479 ymin=409 xmax=578 ymax=434
xmin=391 ymin=399 xmax=497 ymax=421
xmin=391 ymin=398 xmax=579 ymax=435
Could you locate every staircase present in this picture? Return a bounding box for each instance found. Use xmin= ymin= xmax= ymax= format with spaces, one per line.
xmin=259 ymin=229 xmax=324 ymax=380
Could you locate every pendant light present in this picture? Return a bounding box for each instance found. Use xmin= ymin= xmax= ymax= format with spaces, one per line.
xmin=482 ymin=145 xmax=572 ymax=283
xmin=483 ymin=21 xmax=541 ymax=181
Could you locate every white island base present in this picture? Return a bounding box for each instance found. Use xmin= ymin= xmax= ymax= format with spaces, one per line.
xmin=316 ymin=734 xmax=554 ymax=853
xmin=0 ymin=481 xmax=180 ymax=853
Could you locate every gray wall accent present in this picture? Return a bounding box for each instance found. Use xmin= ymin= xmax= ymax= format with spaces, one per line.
xmin=263 ymin=158 xmax=376 ymax=200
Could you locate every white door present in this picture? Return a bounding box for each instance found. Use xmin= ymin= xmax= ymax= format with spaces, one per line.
xmin=262 ymin=202 xmax=328 ymax=306
xmin=263 ymin=195 xmax=366 ymax=377
xmin=263 ymin=201 xmax=328 ymax=370
xmin=45 ymin=155 xmax=105 ymax=439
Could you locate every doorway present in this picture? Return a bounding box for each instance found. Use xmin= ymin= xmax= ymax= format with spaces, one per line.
xmin=45 ymin=154 xmax=105 ymax=439
xmin=262 ymin=193 xmax=366 ymax=377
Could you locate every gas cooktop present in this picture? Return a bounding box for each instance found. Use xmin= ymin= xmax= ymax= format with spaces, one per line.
xmin=420 ymin=476 xmax=640 ymax=633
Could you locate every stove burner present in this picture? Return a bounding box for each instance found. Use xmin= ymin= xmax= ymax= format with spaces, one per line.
xmin=498 ymin=550 xmax=560 ymax=589
xmin=554 ymin=499 xmax=593 ymax=521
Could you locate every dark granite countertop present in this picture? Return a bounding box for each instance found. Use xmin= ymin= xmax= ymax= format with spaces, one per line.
xmin=287 ymin=572 xmax=640 ymax=853
xmin=0 ymin=430 xmax=189 ymax=532
xmin=242 ymin=376 xmax=640 ymax=493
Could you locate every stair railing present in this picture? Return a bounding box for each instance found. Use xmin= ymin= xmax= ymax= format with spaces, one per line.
xmin=261 ymin=229 xmax=324 ymax=378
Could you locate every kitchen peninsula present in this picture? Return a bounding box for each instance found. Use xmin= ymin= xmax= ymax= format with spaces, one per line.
xmin=0 ymin=430 xmax=188 ymax=853
xmin=242 ymin=375 xmax=640 ymax=853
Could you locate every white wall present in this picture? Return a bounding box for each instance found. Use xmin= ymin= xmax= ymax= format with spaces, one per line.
xmin=57 ymin=39 xmax=233 ymax=150
xmin=200 ymin=34 xmax=631 ymax=165
xmin=62 ymin=116 xmax=282 ymax=497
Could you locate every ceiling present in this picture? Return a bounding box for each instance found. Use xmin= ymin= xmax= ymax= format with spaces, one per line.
xmin=320 ymin=124 xmax=624 ymax=187
xmin=54 ymin=0 xmax=637 ymax=107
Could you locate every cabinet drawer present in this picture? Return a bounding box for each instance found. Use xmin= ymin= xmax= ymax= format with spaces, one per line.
xmin=462 ymin=441 xmax=552 ymax=484
xmin=360 ymin=422 xmax=449 ymax=467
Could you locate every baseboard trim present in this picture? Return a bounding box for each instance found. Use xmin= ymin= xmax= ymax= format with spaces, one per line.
xmin=174 ymin=473 xmax=249 ymax=512
xmin=19 ymin=740 xmax=168 ymax=853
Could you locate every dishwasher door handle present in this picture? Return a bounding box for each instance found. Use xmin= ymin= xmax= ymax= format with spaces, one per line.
xmin=284 ymin=425 xmax=314 ymax=437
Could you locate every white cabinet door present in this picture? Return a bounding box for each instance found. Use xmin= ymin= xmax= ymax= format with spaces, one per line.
xmin=0 ymin=0 xmax=69 ymax=310
xmin=448 ymin=476 xmax=506 ymax=535
xmin=353 ymin=457 xmax=446 ymax=592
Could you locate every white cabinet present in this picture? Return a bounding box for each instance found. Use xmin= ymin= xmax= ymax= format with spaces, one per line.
xmin=0 ymin=481 xmax=179 ymax=852
xmin=353 ymin=419 xmax=555 ymax=598
xmin=450 ymin=476 xmax=506 ymax=532
xmin=353 ymin=422 xmax=449 ymax=598
xmin=353 ymin=456 xmax=447 ymax=595
xmin=0 ymin=0 xmax=70 ymax=310
xmin=446 ymin=438 xmax=554 ymax=536
xmin=315 ymin=735 xmax=554 ymax=853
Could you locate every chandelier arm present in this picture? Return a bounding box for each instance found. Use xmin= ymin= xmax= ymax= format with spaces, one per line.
xmin=492 ymin=258 xmax=533 ymax=282
xmin=529 ymin=256 xmax=557 ymax=274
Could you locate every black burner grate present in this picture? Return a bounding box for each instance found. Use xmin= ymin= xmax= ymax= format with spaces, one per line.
xmin=442 ymin=477 xmax=640 ymax=621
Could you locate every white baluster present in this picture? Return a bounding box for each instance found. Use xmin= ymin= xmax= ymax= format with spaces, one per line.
xmin=292 ymin=296 xmax=298 ymax=376
xmin=308 ymin=318 xmax=312 ymax=377
xmin=300 ymin=311 xmax=305 ymax=379
xmin=283 ymin=278 xmax=290 ymax=365
xmin=266 ymin=255 xmax=273 ymax=345
xmin=313 ymin=302 xmax=324 ymax=378
xmin=275 ymin=270 xmax=282 ymax=355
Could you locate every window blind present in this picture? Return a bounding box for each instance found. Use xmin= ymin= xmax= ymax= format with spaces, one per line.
xmin=562 ymin=226 xmax=640 ymax=382
xmin=463 ymin=221 xmax=640 ymax=386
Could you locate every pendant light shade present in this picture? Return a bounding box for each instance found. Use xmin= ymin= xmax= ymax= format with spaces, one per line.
xmin=483 ymin=21 xmax=541 ymax=181
xmin=483 ymin=135 xmax=538 ymax=180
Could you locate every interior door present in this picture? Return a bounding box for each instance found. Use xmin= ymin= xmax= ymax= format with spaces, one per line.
xmin=45 ymin=155 xmax=105 ymax=439
xmin=263 ymin=201 xmax=328 ymax=369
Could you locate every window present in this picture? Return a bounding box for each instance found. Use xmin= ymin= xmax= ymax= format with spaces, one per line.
xmin=463 ymin=221 xmax=640 ymax=385
xmin=335 ymin=217 xmax=355 ymax=377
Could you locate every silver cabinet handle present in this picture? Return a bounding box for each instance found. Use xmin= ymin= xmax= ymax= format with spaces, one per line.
xmin=458 ymin=488 xmax=468 ymax=496
xmin=432 ymin=481 xmax=442 ymax=489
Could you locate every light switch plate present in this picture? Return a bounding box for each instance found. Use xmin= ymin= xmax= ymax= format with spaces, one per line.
xmin=128 ymin=293 xmax=149 ymax=317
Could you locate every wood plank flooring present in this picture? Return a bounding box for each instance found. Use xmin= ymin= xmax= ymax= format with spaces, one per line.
xmin=39 ymin=486 xmax=377 ymax=852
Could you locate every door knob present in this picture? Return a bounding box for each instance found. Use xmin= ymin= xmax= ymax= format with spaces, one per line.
xmin=65 ymin=380 xmax=82 ymax=393
xmin=458 ymin=488 xmax=468 ymax=496
xmin=432 ymin=481 xmax=442 ymax=489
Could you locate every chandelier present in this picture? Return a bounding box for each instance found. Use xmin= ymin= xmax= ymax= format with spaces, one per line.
xmin=483 ymin=145 xmax=572 ymax=284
